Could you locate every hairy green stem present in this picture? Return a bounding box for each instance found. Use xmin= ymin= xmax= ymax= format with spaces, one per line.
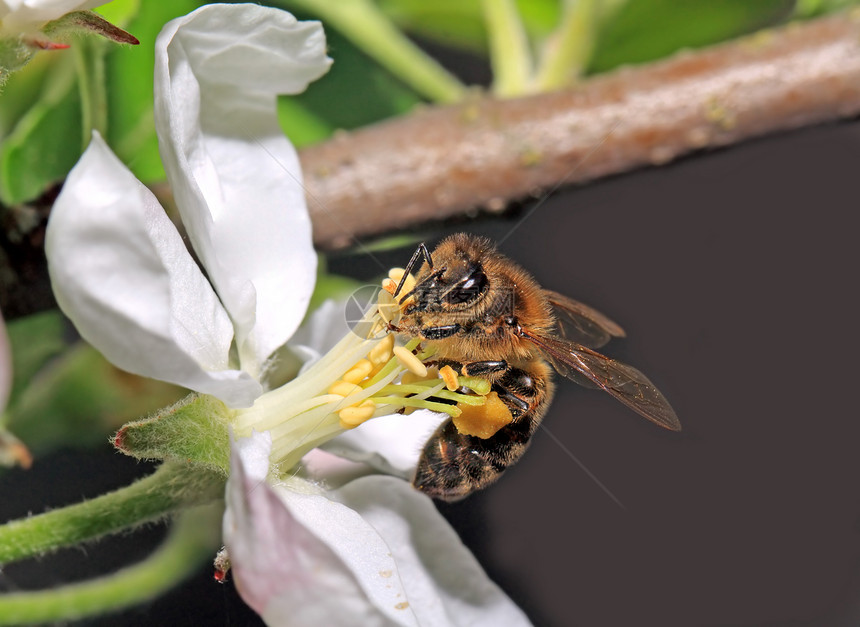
xmin=482 ymin=0 xmax=534 ymax=97
xmin=278 ymin=0 xmax=466 ymax=103
xmin=0 ymin=503 xmax=222 ymax=624
xmin=0 ymin=461 xmax=224 ymax=565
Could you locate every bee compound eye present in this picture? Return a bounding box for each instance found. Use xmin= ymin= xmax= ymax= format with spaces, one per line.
xmin=442 ymin=265 xmax=488 ymax=305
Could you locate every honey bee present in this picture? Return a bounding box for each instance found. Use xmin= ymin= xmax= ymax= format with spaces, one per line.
xmin=389 ymin=233 xmax=680 ymax=501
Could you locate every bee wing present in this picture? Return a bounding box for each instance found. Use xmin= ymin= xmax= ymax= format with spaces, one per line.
xmin=521 ymin=329 xmax=681 ymax=431
xmin=544 ymin=290 xmax=626 ymax=349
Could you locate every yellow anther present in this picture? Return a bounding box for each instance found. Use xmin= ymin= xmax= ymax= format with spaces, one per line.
xmin=439 ymin=365 xmax=460 ymax=391
xmin=328 ymin=380 xmax=363 ymax=397
xmin=338 ymin=400 xmax=376 ymax=428
xmin=382 ymin=278 xmax=397 ymax=295
xmin=393 ymin=345 xmax=427 ymax=377
xmin=341 ymin=359 xmax=373 ymax=384
xmin=369 ymin=333 xmax=395 ymax=366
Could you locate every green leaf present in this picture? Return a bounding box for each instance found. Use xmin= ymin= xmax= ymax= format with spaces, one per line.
xmin=4 ymin=310 xmax=66 ymax=407
xmin=282 ymin=18 xmax=423 ymax=132
xmin=277 ymin=96 xmax=335 ymax=148
xmin=6 ymin=343 xmax=184 ymax=456
xmin=588 ymin=0 xmax=795 ymax=74
xmin=91 ymin=0 xmax=142 ymax=26
xmin=794 ymin=0 xmax=860 ymax=18
xmin=346 ymin=232 xmax=424 ymax=254
xmin=0 ymin=53 xmax=82 ymax=205
xmin=0 ymin=54 xmax=53 ymax=139
xmin=377 ymin=0 xmax=560 ymax=54
xmin=105 ymin=0 xmax=200 ymax=183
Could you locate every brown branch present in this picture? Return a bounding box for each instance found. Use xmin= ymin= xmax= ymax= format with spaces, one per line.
xmin=3 ymin=13 xmax=860 ymax=317
xmin=301 ymin=12 xmax=860 ymax=249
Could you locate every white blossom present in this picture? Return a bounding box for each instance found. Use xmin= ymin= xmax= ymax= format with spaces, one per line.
xmin=45 ymin=5 xmax=531 ymax=625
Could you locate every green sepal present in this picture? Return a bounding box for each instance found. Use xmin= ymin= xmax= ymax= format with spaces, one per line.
xmin=42 ymin=11 xmax=140 ymax=45
xmin=115 ymin=394 xmax=234 ymax=475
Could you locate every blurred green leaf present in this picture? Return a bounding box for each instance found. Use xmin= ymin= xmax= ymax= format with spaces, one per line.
xmin=106 ymin=0 xmax=200 ymax=183
xmin=283 ymin=26 xmax=422 ymax=136
xmin=7 ymin=343 xmax=183 ymax=456
xmin=0 ymin=54 xmax=53 ymax=140
xmin=94 ymin=0 xmax=142 ymax=24
xmin=348 ymin=232 xmax=424 ymax=254
xmin=278 ymin=97 xmax=335 ymax=149
xmin=377 ymin=0 xmax=559 ymax=54
xmin=0 ymin=54 xmax=81 ymax=205
xmin=5 ymin=311 xmax=66 ymax=408
xmin=589 ymin=0 xmax=794 ymax=73
xmin=793 ymin=0 xmax=860 ymax=17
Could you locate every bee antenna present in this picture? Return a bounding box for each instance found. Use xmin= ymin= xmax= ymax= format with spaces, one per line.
xmin=394 ymin=242 xmax=432 ymax=298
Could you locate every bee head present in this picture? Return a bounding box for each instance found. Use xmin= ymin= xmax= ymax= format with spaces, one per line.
xmin=404 ymin=258 xmax=489 ymax=313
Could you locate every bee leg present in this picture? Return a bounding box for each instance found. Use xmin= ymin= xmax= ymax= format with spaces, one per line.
xmin=413 ymin=363 xmax=552 ymax=501
xmin=459 ymin=360 xmax=508 ymax=377
xmin=421 ymin=323 xmax=462 ymax=340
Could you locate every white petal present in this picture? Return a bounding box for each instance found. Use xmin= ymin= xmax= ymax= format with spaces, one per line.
xmin=45 ymin=133 xmax=262 ymax=407
xmin=234 ymin=430 xmax=272 ymax=482
xmin=226 ymin=439 xmax=529 ymax=626
xmin=224 ymin=438 xmax=413 ymax=627
xmin=154 ymin=4 xmax=331 ymax=376
xmin=335 ymin=476 xmax=532 ymax=627
xmin=322 ymin=410 xmax=449 ymax=479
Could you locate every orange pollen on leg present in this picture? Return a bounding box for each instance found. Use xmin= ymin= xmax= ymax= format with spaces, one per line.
xmin=451 ymin=391 xmax=514 ymax=439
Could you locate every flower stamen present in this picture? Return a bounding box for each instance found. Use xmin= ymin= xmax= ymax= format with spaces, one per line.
xmin=393 ymin=345 xmax=428 ymax=377
xmin=234 ymin=269 xmax=496 ymax=473
xmin=341 ymin=359 xmax=374 ymax=384
xmin=338 ymin=400 xmax=377 ymax=428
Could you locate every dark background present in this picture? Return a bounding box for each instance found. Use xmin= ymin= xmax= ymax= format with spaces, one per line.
xmin=1 ymin=117 xmax=859 ymax=626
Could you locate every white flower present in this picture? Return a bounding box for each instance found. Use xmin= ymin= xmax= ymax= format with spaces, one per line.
xmin=226 ymin=432 xmax=530 ymax=627
xmin=45 ymin=4 xmax=531 ymax=625
xmin=0 ymin=0 xmax=108 ymax=36
xmin=47 ymin=3 xmax=324 ymax=409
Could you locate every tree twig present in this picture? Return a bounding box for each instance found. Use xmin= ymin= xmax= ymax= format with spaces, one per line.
xmin=3 ymin=13 xmax=860 ymax=316
xmin=301 ymin=12 xmax=860 ymax=248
